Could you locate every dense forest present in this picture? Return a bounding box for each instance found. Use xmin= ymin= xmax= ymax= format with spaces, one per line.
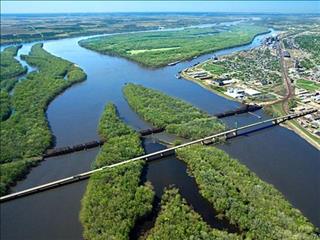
xmin=123 ymin=83 xmax=225 ymax=139
xmin=0 ymin=46 xmax=27 ymax=121
xmin=147 ymin=188 xmax=239 ymax=240
xmin=0 ymin=43 xmax=86 ymax=196
xmin=176 ymin=145 xmax=318 ymax=239
xmin=79 ymin=25 xmax=268 ymax=67
xmin=80 ymin=103 xmax=155 ymax=240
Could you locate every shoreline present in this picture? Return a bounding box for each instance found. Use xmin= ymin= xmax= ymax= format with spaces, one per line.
xmin=79 ymin=29 xmax=272 ymax=69
xmin=180 ymin=70 xmax=320 ymax=150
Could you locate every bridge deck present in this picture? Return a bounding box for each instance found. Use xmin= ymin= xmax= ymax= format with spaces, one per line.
xmin=0 ymin=109 xmax=316 ymax=202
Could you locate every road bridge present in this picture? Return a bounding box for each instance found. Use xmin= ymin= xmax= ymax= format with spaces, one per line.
xmin=0 ymin=109 xmax=316 ymax=203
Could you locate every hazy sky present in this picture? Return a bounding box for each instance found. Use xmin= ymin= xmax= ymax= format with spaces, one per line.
xmin=1 ymin=1 xmax=319 ymax=14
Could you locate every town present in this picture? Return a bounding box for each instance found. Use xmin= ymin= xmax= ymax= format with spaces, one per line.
xmin=181 ymin=30 xmax=320 ymax=143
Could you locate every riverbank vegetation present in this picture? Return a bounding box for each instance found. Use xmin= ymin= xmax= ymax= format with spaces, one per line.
xmin=146 ymin=188 xmax=239 ymax=240
xmin=0 ymin=45 xmax=27 ymax=121
xmin=79 ymin=25 xmax=268 ymax=68
xmin=0 ymin=43 xmax=86 ymax=196
xmin=176 ymin=145 xmax=318 ymax=239
xmin=0 ymin=45 xmax=27 ymax=90
xmin=123 ymin=84 xmax=225 ymax=139
xmin=0 ymin=158 xmax=39 ymax=196
xmin=80 ymin=103 xmax=155 ymax=239
xmin=1 ymin=13 xmax=250 ymax=45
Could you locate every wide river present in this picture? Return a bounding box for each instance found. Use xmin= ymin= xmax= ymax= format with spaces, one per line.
xmin=1 ymin=28 xmax=319 ymax=239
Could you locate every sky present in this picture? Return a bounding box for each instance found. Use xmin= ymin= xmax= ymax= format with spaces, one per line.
xmin=1 ymin=1 xmax=319 ymax=14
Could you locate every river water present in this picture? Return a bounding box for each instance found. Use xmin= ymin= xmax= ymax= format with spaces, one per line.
xmin=1 ymin=28 xmax=319 ymax=239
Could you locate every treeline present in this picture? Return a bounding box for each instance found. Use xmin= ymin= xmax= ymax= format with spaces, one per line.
xmin=123 ymin=83 xmax=225 ymax=139
xmin=146 ymin=188 xmax=239 ymax=240
xmin=0 ymin=45 xmax=27 ymax=90
xmin=80 ymin=103 xmax=155 ymax=239
xmin=0 ymin=158 xmax=39 ymax=196
xmin=0 ymin=46 xmax=27 ymax=121
xmin=0 ymin=43 xmax=86 ymax=196
xmin=79 ymin=25 xmax=268 ymax=68
xmin=176 ymin=145 xmax=318 ymax=239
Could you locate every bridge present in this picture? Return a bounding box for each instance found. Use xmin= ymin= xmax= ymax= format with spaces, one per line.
xmin=0 ymin=109 xmax=316 ymax=203
xmin=43 ymin=104 xmax=262 ymax=158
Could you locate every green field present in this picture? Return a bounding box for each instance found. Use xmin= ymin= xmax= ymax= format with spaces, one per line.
xmin=123 ymin=83 xmax=225 ymax=139
xmin=203 ymin=63 xmax=227 ymax=75
xmin=296 ymin=79 xmax=320 ymax=92
xmin=80 ymin=25 xmax=268 ymax=67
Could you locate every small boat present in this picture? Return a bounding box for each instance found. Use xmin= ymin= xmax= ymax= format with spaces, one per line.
xmin=167 ymin=61 xmax=180 ymax=66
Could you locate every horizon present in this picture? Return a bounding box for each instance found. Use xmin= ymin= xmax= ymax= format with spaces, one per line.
xmin=1 ymin=1 xmax=319 ymax=14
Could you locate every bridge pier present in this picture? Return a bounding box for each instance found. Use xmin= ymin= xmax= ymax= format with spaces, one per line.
xmin=225 ymin=130 xmax=238 ymax=139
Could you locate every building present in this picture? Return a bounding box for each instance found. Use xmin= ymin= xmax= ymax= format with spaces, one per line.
xmin=282 ymin=50 xmax=291 ymax=58
xmin=244 ymin=88 xmax=261 ymax=96
xmin=226 ymin=88 xmax=245 ymax=99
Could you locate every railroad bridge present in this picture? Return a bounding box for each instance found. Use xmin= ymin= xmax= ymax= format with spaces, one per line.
xmin=0 ymin=109 xmax=317 ymax=202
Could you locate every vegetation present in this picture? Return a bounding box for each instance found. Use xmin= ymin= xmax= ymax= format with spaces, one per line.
xmin=0 ymin=46 xmax=27 ymax=121
xmin=94 ymin=103 xmax=144 ymax=168
xmin=0 ymin=91 xmax=11 ymax=121
xmin=123 ymin=84 xmax=225 ymax=139
xmin=295 ymin=34 xmax=320 ymax=65
xmin=0 ymin=45 xmax=27 ymax=90
xmin=80 ymin=103 xmax=154 ymax=239
xmin=1 ymin=43 xmax=86 ymax=164
xmin=296 ymin=79 xmax=320 ymax=92
xmin=0 ymin=158 xmax=39 ymax=196
xmin=146 ymin=188 xmax=239 ymax=240
xmin=80 ymin=25 xmax=268 ymax=68
xmin=203 ymin=47 xmax=283 ymax=96
xmin=176 ymin=145 xmax=318 ymax=240
xmin=0 ymin=43 xmax=86 ymax=196
xmin=1 ymin=13 xmax=248 ymax=45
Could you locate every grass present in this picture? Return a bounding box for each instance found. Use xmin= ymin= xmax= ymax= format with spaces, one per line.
xmin=296 ymin=79 xmax=320 ymax=92
xmin=203 ymin=63 xmax=227 ymax=75
xmin=128 ymin=47 xmax=180 ymax=55
xmin=80 ymin=24 xmax=269 ymax=68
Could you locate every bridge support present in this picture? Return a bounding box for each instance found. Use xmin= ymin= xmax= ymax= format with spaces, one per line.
xmin=225 ymin=130 xmax=238 ymax=139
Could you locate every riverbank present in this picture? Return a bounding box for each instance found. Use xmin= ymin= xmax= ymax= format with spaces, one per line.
xmin=79 ymin=25 xmax=269 ymax=68
xmin=180 ymin=54 xmax=320 ymax=150
xmin=2 ymin=27 xmax=319 ymax=240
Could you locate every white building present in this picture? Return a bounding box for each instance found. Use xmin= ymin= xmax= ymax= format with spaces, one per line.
xmin=226 ymin=88 xmax=245 ymax=99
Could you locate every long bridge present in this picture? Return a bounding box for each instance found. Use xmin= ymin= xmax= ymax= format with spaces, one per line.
xmin=0 ymin=109 xmax=316 ymax=203
xmin=43 ymin=104 xmax=261 ymax=158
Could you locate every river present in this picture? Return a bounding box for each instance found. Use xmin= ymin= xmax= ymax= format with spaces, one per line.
xmin=1 ymin=27 xmax=319 ymax=240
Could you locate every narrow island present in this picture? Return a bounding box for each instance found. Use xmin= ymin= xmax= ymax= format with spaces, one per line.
xmin=0 ymin=44 xmax=86 ymax=196
xmin=120 ymin=84 xmax=319 ymax=239
xmin=79 ymin=24 xmax=269 ymax=68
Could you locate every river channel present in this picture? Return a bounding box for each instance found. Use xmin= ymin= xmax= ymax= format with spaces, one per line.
xmin=1 ymin=27 xmax=319 ymax=240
